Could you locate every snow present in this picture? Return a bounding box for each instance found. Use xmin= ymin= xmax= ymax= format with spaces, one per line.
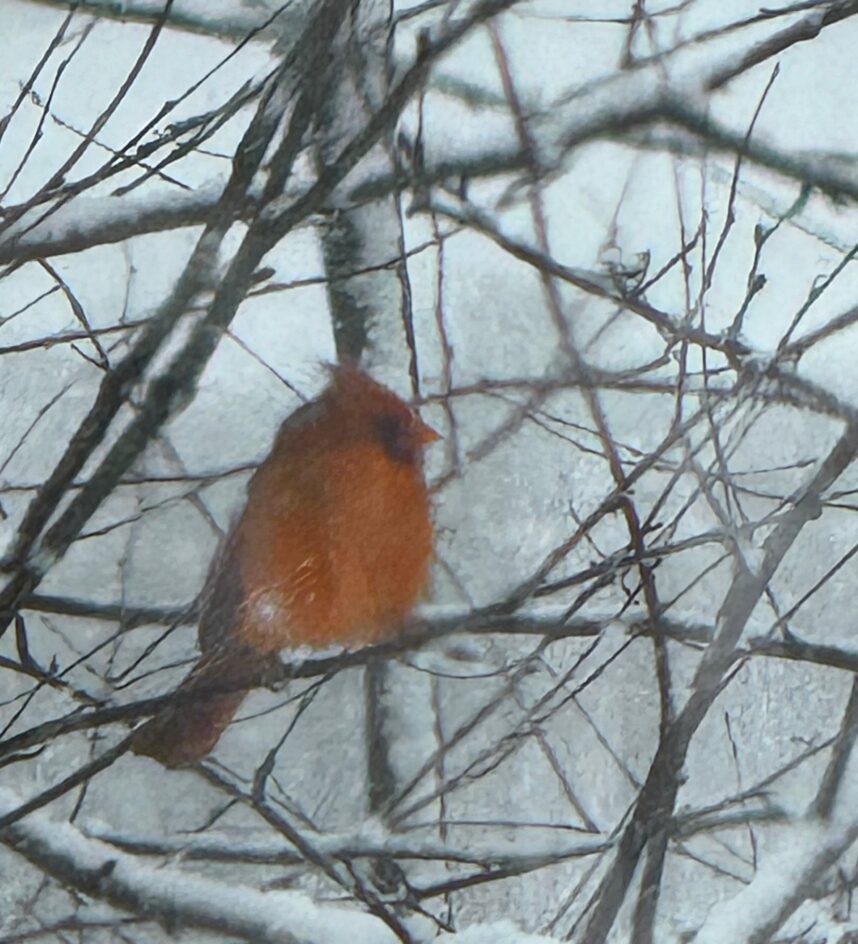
xmin=438 ymin=920 xmax=558 ymax=944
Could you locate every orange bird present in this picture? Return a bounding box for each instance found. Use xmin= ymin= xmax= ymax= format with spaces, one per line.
xmin=131 ymin=365 xmax=438 ymax=767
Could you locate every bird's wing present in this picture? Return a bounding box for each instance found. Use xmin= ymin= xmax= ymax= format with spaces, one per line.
xmin=197 ymin=530 xmax=245 ymax=655
xmin=195 ymin=396 xmax=323 ymax=654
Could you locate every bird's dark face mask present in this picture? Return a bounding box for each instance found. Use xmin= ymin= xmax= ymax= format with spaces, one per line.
xmin=374 ymin=411 xmax=438 ymax=465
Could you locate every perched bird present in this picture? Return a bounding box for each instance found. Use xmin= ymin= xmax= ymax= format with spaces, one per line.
xmin=131 ymin=364 xmax=438 ymax=767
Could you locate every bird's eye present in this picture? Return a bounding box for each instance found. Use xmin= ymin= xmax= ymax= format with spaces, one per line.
xmin=375 ymin=413 xmax=414 ymax=463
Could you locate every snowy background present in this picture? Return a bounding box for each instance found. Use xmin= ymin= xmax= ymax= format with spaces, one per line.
xmin=3 ymin=1 xmax=858 ymax=942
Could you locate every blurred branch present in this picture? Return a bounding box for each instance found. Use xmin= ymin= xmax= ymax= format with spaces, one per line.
xmin=89 ymin=824 xmax=609 ymax=868
xmin=0 ymin=0 xmax=518 ymax=646
xmin=0 ymin=0 xmax=348 ymax=629
xmin=582 ymin=420 xmax=858 ymax=944
xmin=3 ymin=610 xmax=857 ymax=770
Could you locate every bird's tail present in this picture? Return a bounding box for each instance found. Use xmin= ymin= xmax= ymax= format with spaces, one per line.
xmin=131 ymin=646 xmax=263 ymax=768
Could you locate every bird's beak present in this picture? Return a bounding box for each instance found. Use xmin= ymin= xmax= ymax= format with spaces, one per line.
xmin=416 ymin=415 xmax=441 ymax=445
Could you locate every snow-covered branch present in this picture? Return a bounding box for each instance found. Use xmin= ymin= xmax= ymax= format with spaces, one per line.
xmin=694 ymin=816 xmax=858 ymax=943
xmin=25 ymin=0 xmax=301 ymax=41
xmin=0 ymin=788 xmax=396 ymax=944
xmin=0 ymin=181 xmax=229 ymax=266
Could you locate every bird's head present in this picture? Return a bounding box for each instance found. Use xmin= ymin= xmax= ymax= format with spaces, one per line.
xmin=327 ymin=363 xmax=439 ymax=465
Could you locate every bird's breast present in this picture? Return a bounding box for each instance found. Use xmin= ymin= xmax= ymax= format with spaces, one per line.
xmin=234 ymin=442 xmax=432 ymax=652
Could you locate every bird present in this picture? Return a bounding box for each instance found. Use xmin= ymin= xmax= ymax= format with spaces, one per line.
xmin=131 ymin=364 xmax=438 ymax=767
